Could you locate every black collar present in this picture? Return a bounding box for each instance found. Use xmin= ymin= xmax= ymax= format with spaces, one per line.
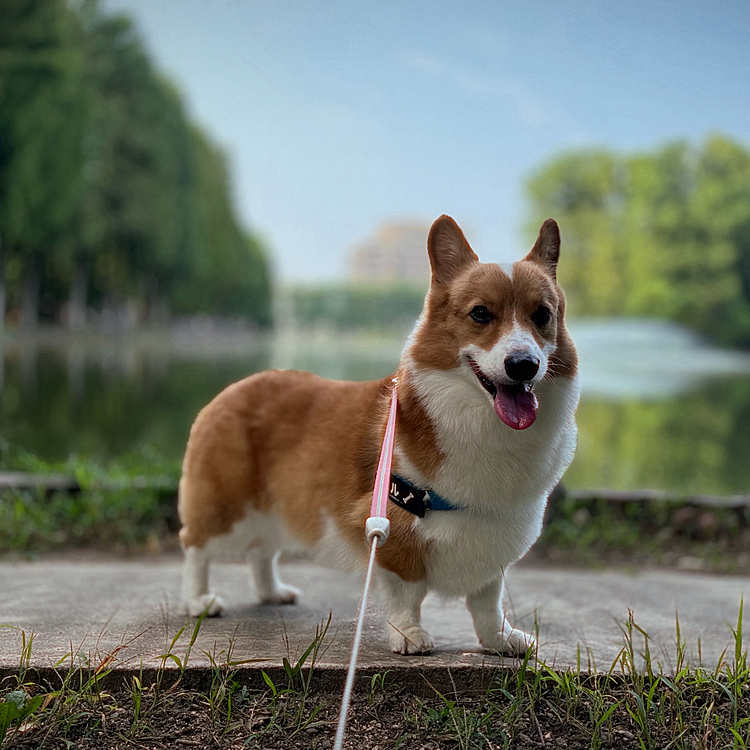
xmin=388 ymin=474 xmax=460 ymax=518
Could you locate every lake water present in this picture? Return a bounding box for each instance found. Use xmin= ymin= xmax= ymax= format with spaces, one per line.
xmin=2 ymin=319 xmax=750 ymax=496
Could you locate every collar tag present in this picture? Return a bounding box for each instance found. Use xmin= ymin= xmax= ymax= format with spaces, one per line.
xmin=388 ymin=474 xmax=429 ymax=518
xmin=388 ymin=474 xmax=460 ymax=516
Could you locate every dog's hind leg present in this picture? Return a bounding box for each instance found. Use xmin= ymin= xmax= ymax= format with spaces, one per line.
xmin=466 ymin=575 xmax=534 ymax=655
xmin=248 ymin=545 xmax=299 ymax=605
xmin=182 ymin=544 xmax=225 ymax=617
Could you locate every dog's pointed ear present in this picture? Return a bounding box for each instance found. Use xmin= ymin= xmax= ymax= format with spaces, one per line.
xmin=525 ymin=219 xmax=560 ymax=278
xmin=427 ymin=215 xmax=478 ymax=285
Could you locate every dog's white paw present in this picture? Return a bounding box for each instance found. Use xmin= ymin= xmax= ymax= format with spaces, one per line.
xmin=388 ymin=624 xmax=434 ymax=655
xmin=259 ymin=583 xmax=299 ymax=605
xmin=480 ymin=626 xmax=535 ymax=656
xmin=187 ymin=593 xmax=225 ymax=618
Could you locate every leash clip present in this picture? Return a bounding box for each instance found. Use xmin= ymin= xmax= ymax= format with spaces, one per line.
xmin=365 ymin=517 xmax=390 ymax=547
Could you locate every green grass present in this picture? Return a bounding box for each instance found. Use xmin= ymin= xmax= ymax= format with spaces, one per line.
xmin=0 ymin=446 xmax=180 ymax=485
xmin=3 ymin=450 xmax=750 ymax=574
xmin=537 ymin=493 xmax=750 ymax=574
xmin=0 ymin=610 xmax=335 ymax=749
xmin=0 ymin=450 xmax=180 ymax=554
xmin=2 ymin=607 xmax=749 ymax=749
xmin=1 ymin=446 xmax=749 ymax=572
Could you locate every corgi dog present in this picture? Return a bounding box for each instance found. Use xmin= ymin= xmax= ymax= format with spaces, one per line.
xmin=178 ymin=215 xmax=579 ymax=655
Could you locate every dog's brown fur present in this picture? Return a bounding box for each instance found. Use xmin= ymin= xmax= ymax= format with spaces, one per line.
xmin=178 ymin=216 xmax=578 ymax=637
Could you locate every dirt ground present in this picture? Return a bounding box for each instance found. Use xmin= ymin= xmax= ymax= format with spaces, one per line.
xmin=4 ymin=674 xmax=748 ymax=750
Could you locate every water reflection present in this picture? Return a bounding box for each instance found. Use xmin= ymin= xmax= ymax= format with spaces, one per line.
xmin=566 ymin=378 xmax=750 ymax=494
xmin=572 ymin=319 xmax=750 ymax=399
xmin=1 ymin=321 xmax=750 ymax=495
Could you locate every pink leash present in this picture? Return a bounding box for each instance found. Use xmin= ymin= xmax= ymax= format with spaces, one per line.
xmin=333 ymin=378 xmax=396 ymax=750
xmin=366 ymin=378 xmax=397 ymax=541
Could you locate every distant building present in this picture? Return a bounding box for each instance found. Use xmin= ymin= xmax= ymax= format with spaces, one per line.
xmin=348 ymin=222 xmax=431 ymax=284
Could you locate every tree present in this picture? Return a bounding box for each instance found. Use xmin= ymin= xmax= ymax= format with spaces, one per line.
xmin=526 ymin=136 xmax=750 ymax=348
xmin=0 ymin=0 xmax=272 ymax=328
xmin=169 ymin=128 xmax=272 ymax=325
xmin=74 ymin=11 xmax=195 ymax=319
xmin=0 ymin=0 xmax=88 ymax=327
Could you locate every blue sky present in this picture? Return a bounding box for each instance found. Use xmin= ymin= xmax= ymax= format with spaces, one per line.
xmin=106 ymin=0 xmax=750 ymax=281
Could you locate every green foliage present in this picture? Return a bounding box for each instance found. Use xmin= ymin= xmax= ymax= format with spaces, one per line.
xmin=539 ymin=490 xmax=750 ymax=574
xmin=0 ymin=0 xmax=272 ymax=326
xmin=290 ymin=283 xmax=426 ymax=330
xmin=560 ymin=375 xmax=750 ymax=497
xmin=526 ymin=136 xmax=750 ymax=347
xmin=170 ymin=129 xmax=272 ymax=324
xmin=0 ymin=0 xmax=86 ymax=246
xmin=0 ymin=690 xmax=45 ymax=746
xmin=0 ymin=450 xmax=179 ymax=552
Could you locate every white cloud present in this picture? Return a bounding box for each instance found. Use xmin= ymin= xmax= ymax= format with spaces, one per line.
xmin=401 ymin=51 xmax=442 ymax=74
xmin=401 ymin=50 xmax=548 ymax=127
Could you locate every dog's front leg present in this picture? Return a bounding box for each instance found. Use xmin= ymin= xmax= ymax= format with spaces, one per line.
xmin=377 ymin=569 xmax=432 ymax=654
xmin=466 ymin=575 xmax=534 ymax=656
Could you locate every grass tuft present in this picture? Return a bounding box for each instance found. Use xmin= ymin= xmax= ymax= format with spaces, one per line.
xmin=2 ymin=606 xmax=749 ymax=749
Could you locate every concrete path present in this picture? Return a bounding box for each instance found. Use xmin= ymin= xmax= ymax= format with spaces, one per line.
xmin=0 ymin=557 xmax=747 ymax=675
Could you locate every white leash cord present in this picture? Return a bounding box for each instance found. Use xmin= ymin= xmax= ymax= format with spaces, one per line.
xmin=332 ymin=535 xmax=379 ymax=750
xmin=333 ymin=380 xmax=397 ymax=750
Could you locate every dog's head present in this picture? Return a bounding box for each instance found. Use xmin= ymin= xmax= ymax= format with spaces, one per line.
xmin=407 ymin=215 xmax=577 ymax=430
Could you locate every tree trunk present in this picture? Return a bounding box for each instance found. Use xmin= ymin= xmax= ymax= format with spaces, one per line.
xmin=0 ymin=235 xmax=5 ymax=333
xmin=68 ymin=256 xmax=88 ymax=330
xmin=21 ymin=254 xmax=40 ymax=330
xmin=20 ymin=343 xmax=37 ymax=395
xmin=146 ymin=274 xmax=169 ymax=326
xmin=0 ymin=236 xmax=4 ymax=393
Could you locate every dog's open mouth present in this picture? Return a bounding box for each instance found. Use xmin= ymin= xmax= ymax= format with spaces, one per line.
xmin=468 ymin=358 xmax=538 ymax=430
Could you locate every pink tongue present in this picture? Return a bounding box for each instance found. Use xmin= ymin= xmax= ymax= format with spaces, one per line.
xmin=494 ymin=385 xmax=538 ymax=430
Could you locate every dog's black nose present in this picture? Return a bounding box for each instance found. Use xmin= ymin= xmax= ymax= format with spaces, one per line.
xmin=505 ymin=355 xmax=539 ymax=382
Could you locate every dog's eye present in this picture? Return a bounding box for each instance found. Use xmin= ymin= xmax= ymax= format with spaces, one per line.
xmin=531 ymin=305 xmax=551 ymax=327
xmin=469 ymin=305 xmax=493 ymax=324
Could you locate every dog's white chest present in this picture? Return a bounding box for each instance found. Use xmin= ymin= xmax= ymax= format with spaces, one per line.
xmin=398 ymin=370 xmax=579 ymax=596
